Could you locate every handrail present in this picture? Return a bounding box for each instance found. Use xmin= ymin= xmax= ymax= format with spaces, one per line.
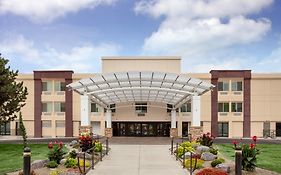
xmin=77 ymin=137 xmax=110 ymax=175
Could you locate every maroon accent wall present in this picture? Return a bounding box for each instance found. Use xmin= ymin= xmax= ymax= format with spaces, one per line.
xmin=210 ymin=70 xmax=251 ymax=137
xmin=211 ymin=78 xmax=218 ymax=137
xmin=33 ymin=71 xmax=74 ymax=138
xmin=65 ymin=78 xmax=73 ymax=137
xmin=34 ymin=79 xmax=42 ymax=137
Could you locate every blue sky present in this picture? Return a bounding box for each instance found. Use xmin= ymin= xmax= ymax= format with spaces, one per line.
xmin=0 ymin=0 xmax=281 ymax=73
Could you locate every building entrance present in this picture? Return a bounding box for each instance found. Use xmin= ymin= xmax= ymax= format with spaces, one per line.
xmin=112 ymin=122 xmax=171 ymax=137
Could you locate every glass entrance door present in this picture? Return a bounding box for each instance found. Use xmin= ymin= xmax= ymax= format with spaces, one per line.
xmin=112 ymin=122 xmax=171 ymax=137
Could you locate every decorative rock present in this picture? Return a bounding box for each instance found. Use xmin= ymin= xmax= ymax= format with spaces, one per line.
xmin=70 ymin=140 xmax=78 ymax=146
xmin=31 ymin=159 xmax=48 ymax=169
xmin=183 ymin=152 xmax=191 ymax=159
xmin=77 ymin=152 xmax=92 ymax=160
xmin=196 ymin=146 xmax=210 ymax=153
xmin=60 ymin=158 xmax=67 ymax=165
xmin=201 ymin=152 xmax=217 ymax=161
xmin=216 ymin=163 xmax=231 ymax=173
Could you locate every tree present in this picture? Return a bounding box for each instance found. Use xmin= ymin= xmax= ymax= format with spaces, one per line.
xmin=0 ymin=54 xmax=28 ymax=123
xmin=19 ymin=112 xmax=27 ymax=148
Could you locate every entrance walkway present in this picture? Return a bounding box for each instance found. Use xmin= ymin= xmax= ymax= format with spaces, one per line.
xmin=87 ymin=145 xmax=187 ymax=175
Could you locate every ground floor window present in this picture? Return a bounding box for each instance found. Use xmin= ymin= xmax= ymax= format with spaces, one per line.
xmin=276 ymin=123 xmax=281 ymax=137
xmin=0 ymin=122 xmax=10 ymax=135
xmin=218 ymin=122 xmax=229 ymax=137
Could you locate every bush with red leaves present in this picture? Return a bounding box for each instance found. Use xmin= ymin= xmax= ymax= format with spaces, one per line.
xmin=196 ymin=168 xmax=228 ymax=175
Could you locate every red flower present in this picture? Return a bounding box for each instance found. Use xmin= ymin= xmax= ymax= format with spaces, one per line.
xmin=48 ymin=141 xmax=53 ymax=149
xmin=250 ymin=143 xmax=255 ymax=149
xmin=55 ymin=140 xmax=58 ymax=144
xmin=252 ymin=136 xmax=257 ymax=142
xmin=232 ymin=140 xmax=237 ymax=145
xmin=59 ymin=141 xmax=63 ymax=148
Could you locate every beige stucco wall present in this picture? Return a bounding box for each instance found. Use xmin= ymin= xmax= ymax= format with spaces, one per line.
xmin=102 ymin=56 xmax=181 ymax=74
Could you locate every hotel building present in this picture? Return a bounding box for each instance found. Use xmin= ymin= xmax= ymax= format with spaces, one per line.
xmin=1 ymin=57 xmax=281 ymax=138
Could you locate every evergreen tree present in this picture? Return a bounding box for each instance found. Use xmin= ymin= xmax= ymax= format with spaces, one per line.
xmin=0 ymin=54 xmax=28 ymax=123
xmin=19 ymin=112 xmax=27 ymax=148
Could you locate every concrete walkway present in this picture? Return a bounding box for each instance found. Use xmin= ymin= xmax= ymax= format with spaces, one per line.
xmin=88 ymin=145 xmax=188 ymax=175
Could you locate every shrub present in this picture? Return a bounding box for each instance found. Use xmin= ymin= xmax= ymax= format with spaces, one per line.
xmin=209 ymin=147 xmax=218 ymax=155
xmin=78 ymin=159 xmax=91 ymax=167
xmin=176 ymin=141 xmax=195 ymax=158
xmin=79 ymin=132 xmax=93 ymax=152
xmin=69 ymin=150 xmax=77 ymax=159
xmin=49 ymin=170 xmax=65 ymax=175
xmin=47 ymin=160 xmax=58 ymax=168
xmin=184 ymin=158 xmax=204 ymax=169
xmin=197 ymin=132 xmax=214 ymax=147
xmin=48 ymin=141 xmax=66 ymax=164
xmin=232 ymin=136 xmax=260 ymax=171
xmin=18 ymin=170 xmax=36 ymax=175
xmin=196 ymin=168 xmax=228 ymax=175
xmin=65 ymin=158 xmax=78 ymax=168
xmin=211 ymin=158 xmax=225 ymax=167
xmin=94 ymin=141 xmax=102 ymax=152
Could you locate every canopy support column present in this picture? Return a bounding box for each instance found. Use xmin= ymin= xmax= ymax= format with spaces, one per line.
xmin=170 ymin=109 xmax=178 ymax=137
xmin=189 ymin=94 xmax=203 ymax=139
xmin=105 ymin=109 xmax=113 ymax=138
xmin=79 ymin=94 xmax=92 ymax=135
xmin=191 ymin=95 xmax=201 ymax=127
xmin=80 ymin=94 xmax=91 ymax=126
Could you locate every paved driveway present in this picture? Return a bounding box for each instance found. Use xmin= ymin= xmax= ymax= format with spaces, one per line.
xmin=87 ymin=145 xmax=187 ymax=175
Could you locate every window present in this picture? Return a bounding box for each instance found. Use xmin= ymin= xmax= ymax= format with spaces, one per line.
xmin=110 ymin=104 xmax=116 ymax=113
xmin=218 ymin=122 xmax=229 ymax=137
xmin=42 ymin=120 xmax=52 ymax=128
xmin=231 ymin=81 xmax=242 ymax=91
xmin=54 ymin=102 xmax=65 ymax=112
xmin=180 ymin=103 xmax=191 ymax=112
xmin=91 ymin=103 xmax=99 ymax=112
xmin=42 ymin=81 xmax=52 ymax=92
xmin=56 ymin=121 xmax=65 ymax=128
xmin=218 ymin=82 xmax=229 ymax=91
xmin=135 ymin=103 xmax=147 ymax=113
xmin=218 ymin=103 xmax=229 ymax=112
xmin=231 ymin=102 xmax=242 ymax=112
xmin=42 ymin=102 xmax=53 ymax=112
xmin=54 ymin=81 xmax=66 ymax=91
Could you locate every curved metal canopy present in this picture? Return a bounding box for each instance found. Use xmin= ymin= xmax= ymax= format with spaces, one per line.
xmin=67 ymin=71 xmax=214 ymax=109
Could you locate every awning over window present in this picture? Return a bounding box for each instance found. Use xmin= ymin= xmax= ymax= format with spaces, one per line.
xmin=67 ymin=71 xmax=214 ymax=109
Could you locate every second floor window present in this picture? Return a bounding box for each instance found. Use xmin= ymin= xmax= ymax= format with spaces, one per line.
xmin=42 ymin=81 xmax=52 ymax=92
xmin=54 ymin=102 xmax=65 ymax=112
xmin=181 ymin=103 xmax=191 ymax=112
xmin=231 ymin=81 xmax=242 ymax=91
xmin=54 ymin=82 xmax=66 ymax=91
xmin=136 ymin=103 xmax=147 ymax=113
xmin=218 ymin=82 xmax=229 ymax=91
xmin=42 ymin=102 xmax=53 ymax=112
xmin=91 ymin=103 xmax=99 ymax=112
xmin=231 ymin=102 xmax=242 ymax=112
xmin=218 ymin=102 xmax=229 ymax=112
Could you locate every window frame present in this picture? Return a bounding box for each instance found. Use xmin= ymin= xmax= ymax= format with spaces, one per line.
xmin=218 ymin=122 xmax=229 ymax=137
xmin=218 ymin=81 xmax=229 ymax=91
xmin=231 ymin=81 xmax=243 ymax=91
xmin=218 ymin=102 xmax=229 ymax=112
xmin=180 ymin=103 xmax=191 ymax=112
xmin=135 ymin=103 xmax=147 ymax=113
xmin=231 ymin=102 xmax=243 ymax=112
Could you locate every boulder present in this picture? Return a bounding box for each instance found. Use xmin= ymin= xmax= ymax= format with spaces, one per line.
xmin=31 ymin=159 xmax=48 ymax=169
xmin=183 ymin=152 xmax=191 ymax=159
xmin=60 ymin=158 xmax=67 ymax=165
xmin=201 ymin=152 xmax=217 ymax=161
xmin=69 ymin=140 xmax=78 ymax=146
xmin=196 ymin=146 xmax=210 ymax=153
xmin=216 ymin=163 xmax=231 ymax=173
xmin=77 ymin=152 xmax=92 ymax=160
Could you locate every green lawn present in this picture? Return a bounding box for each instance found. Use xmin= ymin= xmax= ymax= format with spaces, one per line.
xmin=217 ymin=143 xmax=281 ymax=173
xmin=0 ymin=144 xmax=48 ymax=175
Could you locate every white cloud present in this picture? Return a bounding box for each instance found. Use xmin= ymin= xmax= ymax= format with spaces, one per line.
xmin=0 ymin=0 xmax=117 ymax=22
xmin=0 ymin=35 xmax=120 ymax=72
xmin=135 ymin=0 xmax=274 ymax=72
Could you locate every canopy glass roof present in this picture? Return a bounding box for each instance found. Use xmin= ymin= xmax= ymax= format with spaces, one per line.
xmin=67 ymin=71 xmax=214 ymax=109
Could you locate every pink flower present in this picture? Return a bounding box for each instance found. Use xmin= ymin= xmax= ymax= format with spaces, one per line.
xmin=250 ymin=143 xmax=255 ymax=149
xmin=59 ymin=141 xmax=63 ymax=148
xmin=54 ymin=140 xmax=58 ymax=144
xmin=48 ymin=142 xmax=53 ymax=149
xmin=252 ymin=136 xmax=257 ymax=142
xmin=232 ymin=140 xmax=237 ymax=145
